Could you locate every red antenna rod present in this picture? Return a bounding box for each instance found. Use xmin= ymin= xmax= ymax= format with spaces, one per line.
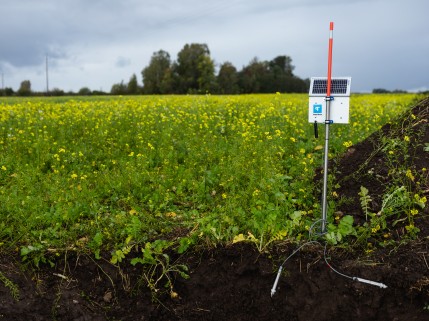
xmin=326 ymin=22 xmax=334 ymax=97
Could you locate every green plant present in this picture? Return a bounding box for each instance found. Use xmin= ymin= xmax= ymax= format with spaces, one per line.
xmin=378 ymin=185 xmax=408 ymax=217
xmin=0 ymin=271 xmax=20 ymax=301
xmin=20 ymin=244 xmax=53 ymax=267
xmin=232 ymin=229 xmax=288 ymax=252
xmin=131 ymin=240 xmax=189 ymax=297
xmin=356 ymin=184 xmax=425 ymax=246
xmin=325 ymin=215 xmax=357 ymax=245
xmin=88 ymin=232 xmax=103 ymax=259
xmin=359 ymin=186 xmax=372 ymax=221
xmin=110 ymin=236 xmax=134 ymax=264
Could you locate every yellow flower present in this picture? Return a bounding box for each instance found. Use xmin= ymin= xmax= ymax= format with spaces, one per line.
xmin=1 ymin=165 xmax=6 ymax=171
xmin=406 ymin=169 xmax=415 ymax=181
xmin=222 ymin=193 xmax=227 ymax=199
xmin=371 ymin=224 xmax=380 ymax=233
xmin=404 ymin=135 xmax=410 ymax=142
xmin=343 ymin=141 xmax=353 ymax=148
xmin=166 ymin=211 xmax=176 ymax=218
xmin=71 ymin=173 xmax=78 ymax=179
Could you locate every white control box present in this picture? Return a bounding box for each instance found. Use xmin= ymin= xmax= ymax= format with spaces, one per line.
xmin=308 ymin=77 xmax=351 ymax=124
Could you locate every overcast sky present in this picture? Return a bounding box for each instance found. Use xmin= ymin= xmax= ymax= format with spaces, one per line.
xmin=1 ymin=0 xmax=428 ymax=93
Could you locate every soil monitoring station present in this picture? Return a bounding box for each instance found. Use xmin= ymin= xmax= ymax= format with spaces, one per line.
xmin=310 ymin=22 xmax=351 ymax=234
xmin=271 ymin=22 xmax=387 ymax=298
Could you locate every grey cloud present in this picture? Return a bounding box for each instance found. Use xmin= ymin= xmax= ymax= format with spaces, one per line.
xmin=115 ymin=56 xmax=131 ymax=68
xmin=0 ymin=0 xmax=428 ymax=92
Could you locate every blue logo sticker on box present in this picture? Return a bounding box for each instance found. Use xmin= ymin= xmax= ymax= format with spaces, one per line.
xmin=313 ymin=104 xmax=322 ymax=115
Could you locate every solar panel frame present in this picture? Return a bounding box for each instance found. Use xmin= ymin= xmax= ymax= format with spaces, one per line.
xmin=309 ymin=77 xmax=351 ymax=96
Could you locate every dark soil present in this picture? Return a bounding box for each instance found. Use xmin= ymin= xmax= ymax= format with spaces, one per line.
xmin=1 ymin=96 xmax=429 ymax=320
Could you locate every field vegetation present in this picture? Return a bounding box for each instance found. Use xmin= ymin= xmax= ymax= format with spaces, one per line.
xmin=0 ymin=93 xmax=420 ymax=267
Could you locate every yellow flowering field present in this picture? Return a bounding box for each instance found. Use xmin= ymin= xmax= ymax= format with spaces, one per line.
xmin=0 ymin=93 xmax=419 ymax=263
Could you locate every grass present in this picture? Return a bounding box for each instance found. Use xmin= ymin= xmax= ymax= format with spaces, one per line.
xmin=0 ymin=93 xmax=420 ymax=265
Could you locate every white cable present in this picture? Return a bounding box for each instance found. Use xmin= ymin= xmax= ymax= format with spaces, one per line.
xmin=270 ymin=236 xmax=388 ymax=297
xmin=271 ymin=241 xmax=321 ymax=297
xmin=323 ymin=243 xmax=388 ymax=289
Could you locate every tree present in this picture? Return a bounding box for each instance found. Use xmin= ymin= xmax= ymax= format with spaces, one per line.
xmin=50 ymin=88 xmax=65 ymax=96
xmin=17 ymin=80 xmax=32 ymax=96
xmin=217 ymin=62 xmax=239 ymax=94
xmin=4 ymin=87 xmax=14 ymax=96
xmin=237 ymin=55 xmax=307 ymax=93
xmin=238 ymin=58 xmax=268 ymax=93
xmin=174 ymin=43 xmax=216 ymax=94
xmin=127 ymin=73 xmax=139 ymax=94
xmin=197 ymin=54 xmax=217 ymax=93
xmin=142 ymin=50 xmax=172 ymax=94
xmin=110 ymin=81 xmax=127 ymax=95
xmin=0 ymin=87 xmax=14 ymax=96
xmin=372 ymin=88 xmax=390 ymax=93
xmin=269 ymin=55 xmax=294 ymax=77
xmin=78 ymin=87 xmax=92 ymax=95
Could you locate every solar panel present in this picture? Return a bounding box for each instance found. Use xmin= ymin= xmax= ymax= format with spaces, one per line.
xmin=309 ymin=77 xmax=351 ymax=96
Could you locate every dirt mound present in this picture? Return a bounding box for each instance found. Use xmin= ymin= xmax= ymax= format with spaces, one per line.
xmin=1 ymin=96 xmax=429 ymax=320
xmin=334 ymin=95 xmax=429 ymax=225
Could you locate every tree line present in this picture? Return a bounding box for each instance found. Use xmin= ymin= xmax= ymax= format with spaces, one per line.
xmin=1 ymin=43 xmax=310 ymax=96
xmin=128 ymin=43 xmax=309 ymax=95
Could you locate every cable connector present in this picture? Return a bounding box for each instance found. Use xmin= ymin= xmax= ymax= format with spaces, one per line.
xmin=271 ymin=266 xmax=283 ymax=297
xmin=353 ymin=277 xmax=387 ymax=289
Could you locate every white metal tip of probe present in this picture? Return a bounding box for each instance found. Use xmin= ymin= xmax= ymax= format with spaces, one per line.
xmin=271 ymin=266 xmax=283 ymax=297
xmin=354 ymin=277 xmax=388 ymax=289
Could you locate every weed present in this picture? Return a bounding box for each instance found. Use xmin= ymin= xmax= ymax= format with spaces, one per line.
xmin=131 ymin=240 xmax=189 ymax=298
xmin=325 ymin=215 xmax=357 ymax=245
xmin=0 ymin=271 xmax=20 ymax=301
xmin=358 ymin=186 xmax=372 ymax=221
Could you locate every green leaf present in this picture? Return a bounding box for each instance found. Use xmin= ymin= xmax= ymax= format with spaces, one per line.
xmin=130 ymin=257 xmax=145 ymax=266
xmin=177 ymin=237 xmax=193 ymax=254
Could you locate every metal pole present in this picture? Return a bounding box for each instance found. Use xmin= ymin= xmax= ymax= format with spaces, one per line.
xmin=321 ymin=22 xmax=334 ymax=233
xmin=321 ymin=98 xmax=331 ymax=233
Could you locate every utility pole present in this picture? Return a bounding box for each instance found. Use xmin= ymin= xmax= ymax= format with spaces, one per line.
xmin=46 ymin=55 xmax=49 ymax=94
